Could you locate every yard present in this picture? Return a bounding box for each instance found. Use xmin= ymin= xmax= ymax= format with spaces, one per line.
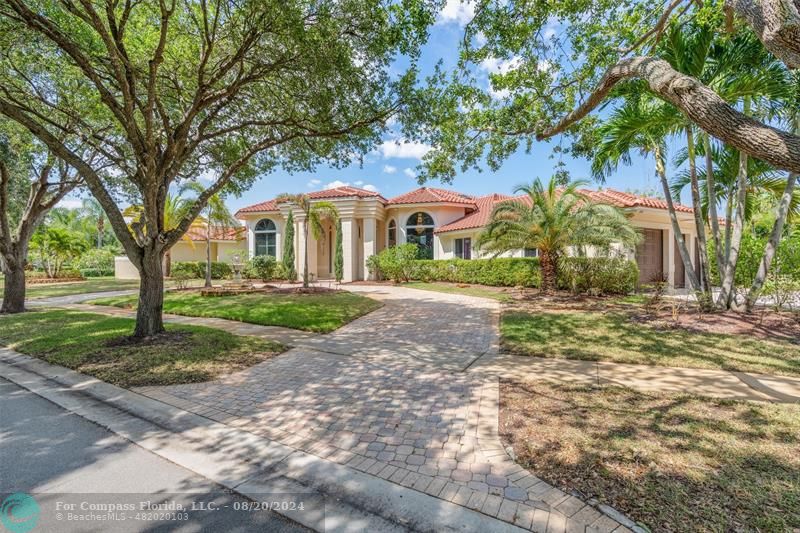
xmin=0 ymin=276 xmax=140 ymax=299
xmin=402 ymin=281 xmax=514 ymax=302
xmin=500 ymin=380 xmax=800 ymax=531
xmin=501 ymin=300 xmax=800 ymax=377
xmin=0 ymin=310 xmax=285 ymax=387
xmin=89 ymin=289 xmax=383 ymax=333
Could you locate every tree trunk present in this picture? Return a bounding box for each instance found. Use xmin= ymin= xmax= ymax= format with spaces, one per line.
xmin=704 ymin=133 xmax=725 ymax=277
xmin=303 ymin=220 xmax=310 ymax=288
xmin=685 ymin=127 xmax=713 ymax=293
xmin=718 ymin=150 xmax=749 ymax=309
xmin=205 ymin=233 xmax=212 ymax=288
xmin=539 ymin=250 xmax=557 ymax=293
xmin=654 ymin=146 xmax=705 ymax=296
xmin=164 ymin=249 xmax=172 ymax=278
xmin=745 ymin=172 xmax=798 ymax=311
xmin=133 ymin=249 xmax=166 ymax=338
xmin=1 ymin=263 xmax=26 ymax=313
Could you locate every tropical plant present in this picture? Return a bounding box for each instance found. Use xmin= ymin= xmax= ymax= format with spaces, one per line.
xmin=182 ymin=182 xmax=238 ymax=287
xmin=282 ymin=210 xmax=297 ymax=281
xmin=477 ymin=177 xmax=640 ymax=292
xmin=334 ymin=217 xmax=344 ymax=283
xmin=30 ymin=226 xmax=87 ymax=278
xmin=276 ymin=194 xmax=338 ymax=288
xmin=81 ymin=197 xmax=111 ymax=249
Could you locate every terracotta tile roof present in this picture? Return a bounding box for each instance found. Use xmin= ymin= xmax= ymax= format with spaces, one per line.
xmin=305 ymin=186 xmax=385 ymax=201
xmin=387 ymin=187 xmax=477 ymax=206
xmin=435 ymin=193 xmax=515 ymax=233
xmin=435 ymin=188 xmax=693 ymax=234
xmin=582 ymin=189 xmax=694 ymax=213
xmin=234 ymin=199 xmax=279 ymax=217
xmin=235 ymin=186 xmax=385 ymax=218
xmin=184 ymin=225 xmax=245 ymax=241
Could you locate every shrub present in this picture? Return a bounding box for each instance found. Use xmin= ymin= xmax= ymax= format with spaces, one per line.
xmin=558 ymin=256 xmax=639 ymax=295
xmin=74 ymin=248 xmax=116 ymax=275
xmin=373 ymin=244 xmax=419 ymax=282
xmin=366 ymin=254 xmax=383 ymax=280
xmin=171 ymin=261 xmax=232 ymax=280
xmin=248 ymin=255 xmax=276 ymax=282
xmin=410 ymin=257 xmax=541 ymax=287
xmin=25 ymin=269 xmax=84 ymax=280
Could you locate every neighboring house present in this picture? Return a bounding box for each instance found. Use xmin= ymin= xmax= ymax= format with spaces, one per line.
xmin=115 ymin=224 xmax=247 ymax=279
xmin=235 ymin=185 xmax=702 ymax=289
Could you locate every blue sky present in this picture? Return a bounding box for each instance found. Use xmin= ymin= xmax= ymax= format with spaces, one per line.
xmin=59 ymin=1 xmax=677 ymax=213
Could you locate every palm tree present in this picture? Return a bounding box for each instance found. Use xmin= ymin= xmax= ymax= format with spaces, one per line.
xmin=276 ymin=193 xmax=338 ymax=288
xmin=182 ymin=183 xmax=238 ymax=287
xmin=81 ymin=197 xmax=109 ymax=248
xmin=477 ymin=177 xmax=639 ymax=293
xmin=591 ymin=96 xmax=706 ymax=293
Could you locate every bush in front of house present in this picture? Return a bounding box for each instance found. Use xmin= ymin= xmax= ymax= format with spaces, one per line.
xmin=373 ymin=244 xmax=419 ymax=282
xmin=172 ymin=261 xmax=233 ymax=280
xmin=410 ymin=257 xmax=541 ymax=287
xmin=75 ymin=248 xmax=116 ymax=277
xmin=246 ymin=255 xmax=277 ymax=282
xmin=558 ymin=256 xmax=639 ymax=295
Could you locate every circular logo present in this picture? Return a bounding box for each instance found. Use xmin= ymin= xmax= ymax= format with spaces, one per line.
xmin=0 ymin=493 xmax=39 ymax=533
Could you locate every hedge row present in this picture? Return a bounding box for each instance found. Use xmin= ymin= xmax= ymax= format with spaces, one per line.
xmin=171 ymin=261 xmax=233 ymax=279
xmin=410 ymin=258 xmax=542 ymax=287
xmin=405 ymin=256 xmax=638 ymax=295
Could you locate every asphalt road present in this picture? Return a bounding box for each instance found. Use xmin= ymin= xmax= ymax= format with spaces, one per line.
xmin=0 ymin=377 xmax=309 ymax=533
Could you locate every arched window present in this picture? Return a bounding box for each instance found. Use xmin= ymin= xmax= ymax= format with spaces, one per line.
xmin=387 ymin=220 xmax=397 ymax=248
xmin=254 ymin=218 xmax=277 ymax=257
xmin=405 ymin=212 xmax=434 ymax=259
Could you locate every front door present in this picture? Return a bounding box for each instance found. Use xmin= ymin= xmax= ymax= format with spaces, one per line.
xmin=636 ymin=229 xmax=664 ymax=285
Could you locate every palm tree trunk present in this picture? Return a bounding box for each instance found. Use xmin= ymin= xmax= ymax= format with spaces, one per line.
xmin=165 ymin=249 xmax=172 ymax=278
xmin=539 ymin=250 xmax=557 ymax=293
xmin=685 ymin=127 xmax=712 ymax=295
xmin=205 ymin=231 xmax=212 ymax=288
xmin=303 ymin=220 xmax=309 ymax=288
xmin=703 ymin=133 xmax=725 ymax=278
xmin=745 ymin=172 xmax=798 ymax=311
xmin=654 ymin=145 xmax=704 ymax=295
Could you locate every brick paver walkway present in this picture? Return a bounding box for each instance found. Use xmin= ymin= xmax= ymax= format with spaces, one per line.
xmin=130 ymin=285 xmax=630 ymax=532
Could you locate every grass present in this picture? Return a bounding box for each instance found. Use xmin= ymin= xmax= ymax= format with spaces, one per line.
xmin=0 ymin=277 xmax=140 ymax=299
xmin=501 ymin=310 xmax=800 ymax=377
xmin=402 ymin=281 xmax=513 ymax=302
xmin=89 ymin=290 xmax=383 ymax=333
xmin=499 ymin=380 xmax=800 ymax=531
xmin=0 ymin=310 xmax=285 ymax=387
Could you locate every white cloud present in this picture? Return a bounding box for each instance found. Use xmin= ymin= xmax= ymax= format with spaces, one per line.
xmin=543 ymin=16 xmax=560 ymax=39
xmin=437 ymin=0 xmax=475 ymax=26
xmin=403 ymin=168 xmax=417 ymax=179
xmin=324 ymin=180 xmax=349 ymax=189
xmin=479 ymin=55 xmax=522 ymax=75
xmin=307 ymin=178 xmax=322 ymax=188
xmin=382 ymin=165 xmax=397 ymax=174
xmin=324 ymin=180 xmax=378 ymax=193
xmin=57 ymin=198 xmax=83 ymax=209
xmin=377 ymin=139 xmax=432 ymax=160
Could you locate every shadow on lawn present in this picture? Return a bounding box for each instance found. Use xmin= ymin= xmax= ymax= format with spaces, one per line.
xmin=499 ymin=380 xmax=800 ymax=532
xmin=501 ymin=310 xmax=800 ymax=376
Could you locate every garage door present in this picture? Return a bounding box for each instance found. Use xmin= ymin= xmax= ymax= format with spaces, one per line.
xmin=636 ymin=229 xmax=664 ymax=285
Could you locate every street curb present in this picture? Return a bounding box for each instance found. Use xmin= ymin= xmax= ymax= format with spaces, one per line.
xmin=0 ymin=348 xmax=525 ymax=533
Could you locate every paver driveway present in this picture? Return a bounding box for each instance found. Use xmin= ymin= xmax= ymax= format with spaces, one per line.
xmin=136 ymin=285 xmax=625 ymax=532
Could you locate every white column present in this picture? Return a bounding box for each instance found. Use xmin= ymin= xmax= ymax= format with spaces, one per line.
xmin=363 ymin=217 xmax=376 ymax=280
xmin=341 ymin=218 xmax=356 ymax=282
xmin=247 ymin=224 xmax=255 ymax=259
xmin=666 ymin=228 xmax=676 ymax=289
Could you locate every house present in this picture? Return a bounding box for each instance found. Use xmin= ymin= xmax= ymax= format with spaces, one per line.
xmin=234 ymin=185 xmax=702 ymax=289
xmin=114 ymin=224 xmax=247 ymax=279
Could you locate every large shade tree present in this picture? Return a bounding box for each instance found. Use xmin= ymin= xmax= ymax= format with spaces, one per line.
xmin=0 ymin=121 xmax=83 ymax=312
xmin=0 ymin=0 xmax=432 ymax=336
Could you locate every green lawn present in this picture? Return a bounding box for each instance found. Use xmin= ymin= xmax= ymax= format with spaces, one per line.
xmin=0 ymin=277 xmax=140 ymax=299
xmin=500 ymin=380 xmax=800 ymax=531
xmin=501 ymin=310 xmax=800 ymax=377
xmin=0 ymin=310 xmax=285 ymax=387
xmin=90 ymin=290 xmax=383 ymax=333
xmin=402 ymin=281 xmax=513 ymax=302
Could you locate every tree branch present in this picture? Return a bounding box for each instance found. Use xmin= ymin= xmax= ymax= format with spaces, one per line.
xmin=537 ymin=56 xmax=800 ymax=173
xmin=726 ymin=0 xmax=800 ymax=69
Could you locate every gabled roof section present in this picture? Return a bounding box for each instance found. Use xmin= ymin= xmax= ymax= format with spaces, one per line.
xmin=234 ymin=199 xmax=279 ymax=217
xmin=435 ymin=193 xmax=515 ymax=234
xmin=184 ymin=225 xmax=245 ymax=242
xmin=235 ymin=186 xmax=385 ymax=218
xmin=387 ymin=187 xmax=476 ymax=206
